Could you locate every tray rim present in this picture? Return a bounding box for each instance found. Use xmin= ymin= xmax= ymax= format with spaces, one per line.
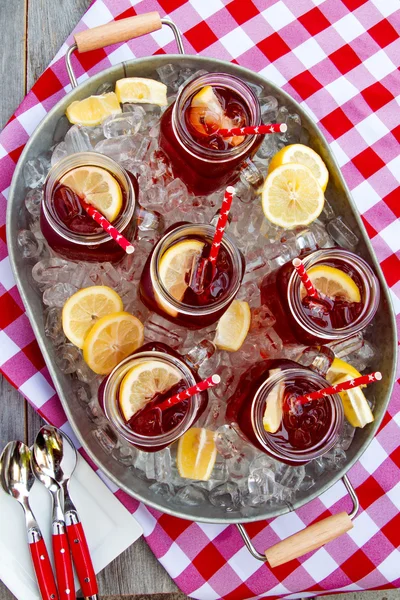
xmin=6 ymin=54 xmax=398 ymax=524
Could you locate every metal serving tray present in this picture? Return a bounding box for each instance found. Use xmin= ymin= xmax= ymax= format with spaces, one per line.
xmin=7 ymin=50 xmax=397 ymax=526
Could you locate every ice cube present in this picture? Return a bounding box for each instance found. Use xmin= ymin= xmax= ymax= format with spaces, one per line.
xmin=236 ymin=280 xmax=260 ymax=307
xmin=212 ymin=365 xmax=236 ymax=400
xmin=327 ymin=332 xmax=363 ymax=358
xmin=281 ymin=112 xmax=301 ymax=144
xmin=149 ymin=482 xmax=174 ymax=498
xmin=250 ymin=304 xmax=276 ymax=330
xmin=245 ymin=250 xmax=267 ymax=273
xmin=25 ymin=188 xmax=43 ymax=217
xmin=137 ymin=206 xmax=164 ymax=241
xmin=256 ymin=134 xmax=278 ymax=160
xmin=55 ymin=343 xmax=81 ymax=374
xmin=259 ymin=328 xmax=283 ymax=359
xmin=43 ymin=282 xmax=77 ymax=307
xmin=24 ymin=157 xmax=47 ymax=188
xmin=185 ymin=339 xmax=216 ymax=370
xmin=32 ymin=258 xmax=72 ymax=287
xmin=95 ymin=135 xmax=140 ymax=161
xmin=44 ymin=307 xmax=64 ymax=346
xmin=275 ymin=463 xmax=305 ymax=490
xmin=165 ymin=178 xmax=189 ymax=211
xmin=345 ymin=340 xmax=376 ymax=372
xmin=92 ymin=424 xmax=118 ymax=455
xmin=209 ymin=481 xmax=241 ymax=510
xmin=71 ymin=380 xmax=92 ymax=406
xmin=156 ymin=63 xmax=179 ymax=85
xmin=215 ymin=424 xmax=245 ymax=459
xmin=112 ymin=444 xmax=137 ymax=466
xmin=337 ymin=420 xmax=356 ymax=451
xmin=234 ymin=179 xmax=255 ymax=204
xmin=103 ymin=110 xmax=144 ymax=138
xmin=144 ymin=313 xmax=187 ymax=349
xmin=327 ymin=216 xmax=359 ymax=250
xmin=142 ymin=184 xmax=167 ymax=207
xmin=320 ymin=197 xmax=335 ymax=222
xmin=239 ymin=159 xmax=264 ymax=188
xmin=298 ymin=345 xmax=335 ymax=377
xmin=51 ymin=142 xmax=69 ymax=166
xmin=154 ymin=448 xmax=172 ymax=481
xmin=64 ymin=125 xmax=93 ymax=153
xmin=260 ymin=95 xmax=278 ymax=122
xmin=17 ymin=229 xmax=44 ymax=259
xmin=175 ymin=485 xmax=208 ymax=506
xmin=247 ymin=466 xmax=275 ymax=502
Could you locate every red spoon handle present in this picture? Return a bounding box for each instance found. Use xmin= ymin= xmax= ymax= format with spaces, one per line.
xmin=66 ymin=521 xmax=98 ymax=597
xmin=53 ymin=530 xmax=75 ymax=599
xmin=29 ymin=537 xmax=59 ymax=600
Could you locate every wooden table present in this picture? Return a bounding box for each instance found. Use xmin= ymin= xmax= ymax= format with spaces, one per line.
xmin=0 ymin=1 xmax=179 ymax=597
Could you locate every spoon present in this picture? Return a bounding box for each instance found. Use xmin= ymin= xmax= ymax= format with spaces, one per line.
xmin=31 ymin=451 xmax=75 ymax=600
xmin=0 ymin=441 xmax=59 ymax=600
xmin=34 ymin=426 xmax=98 ymax=600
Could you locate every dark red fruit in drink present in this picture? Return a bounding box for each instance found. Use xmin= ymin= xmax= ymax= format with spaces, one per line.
xmin=125 ymin=379 xmax=188 ymax=436
xmin=182 ymin=240 xmax=234 ymax=307
xmin=185 ymin=86 xmax=249 ymax=151
xmin=274 ymin=382 xmax=332 ymax=451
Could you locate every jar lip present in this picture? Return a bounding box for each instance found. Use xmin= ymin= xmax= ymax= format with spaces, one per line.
xmin=150 ymin=223 xmax=244 ymax=316
xmin=103 ymin=351 xmax=201 ymax=447
xmin=42 ymin=152 xmax=136 ymax=247
xmin=251 ymin=367 xmax=343 ymax=462
xmin=287 ymin=248 xmax=380 ymax=341
xmin=172 ymin=72 xmax=261 ymax=163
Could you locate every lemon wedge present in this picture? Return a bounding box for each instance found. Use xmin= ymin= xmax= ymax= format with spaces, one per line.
xmin=300 ymin=265 xmax=361 ymax=302
xmin=214 ymin=300 xmax=251 ymax=352
xmin=262 ymin=163 xmax=325 ymax=228
xmin=191 ymin=85 xmax=223 ymax=114
xmin=83 ymin=312 xmax=144 ymax=375
xmin=60 ymin=166 xmax=122 ymax=222
xmin=119 ymin=359 xmax=182 ymax=421
xmin=268 ymin=144 xmax=329 ymax=192
xmin=159 ymin=239 xmax=205 ymax=303
xmin=263 ymin=369 xmax=284 ymax=433
xmin=326 ymin=358 xmax=366 ymax=388
xmin=62 ymin=286 xmax=123 ymax=349
xmin=333 ymin=375 xmax=374 ymax=428
xmin=177 ymin=428 xmax=217 ymax=481
xmin=66 ymin=93 xmax=121 ymax=126
xmin=115 ymin=78 xmax=167 ymax=106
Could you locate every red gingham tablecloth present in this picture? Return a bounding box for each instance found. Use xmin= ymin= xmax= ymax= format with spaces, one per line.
xmin=1 ymin=1 xmax=400 ymax=598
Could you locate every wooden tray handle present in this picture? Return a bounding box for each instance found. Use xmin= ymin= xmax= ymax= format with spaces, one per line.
xmin=74 ymin=12 xmax=162 ymax=53
xmin=265 ymin=512 xmax=353 ymax=567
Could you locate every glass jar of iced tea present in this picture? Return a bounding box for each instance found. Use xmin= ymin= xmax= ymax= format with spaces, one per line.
xmin=41 ymin=152 xmax=139 ymax=262
xmin=260 ymin=248 xmax=380 ymax=345
xmin=99 ymin=342 xmax=208 ymax=452
xmin=159 ymin=72 xmax=262 ymax=195
xmin=226 ymin=359 xmax=344 ymax=465
xmin=139 ymin=222 xmax=245 ymax=329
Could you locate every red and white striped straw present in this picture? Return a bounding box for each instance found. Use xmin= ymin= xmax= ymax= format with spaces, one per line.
xmin=208 ymin=186 xmax=235 ymax=265
xmin=295 ymin=371 xmax=382 ymax=406
xmin=218 ymin=123 xmax=287 ymax=137
xmin=157 ymin=374 xmax=221 ymax=412
xmin=292 ymin=258 xmax=318 ymax=298
xmin=81 ymin=200 xmax=134 ymax=255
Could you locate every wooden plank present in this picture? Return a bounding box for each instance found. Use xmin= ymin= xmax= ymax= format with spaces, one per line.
xmin=0 ymin=0 xmax=26 ymax=130
xmin=26 ymin=0 xmax=92 ymax=89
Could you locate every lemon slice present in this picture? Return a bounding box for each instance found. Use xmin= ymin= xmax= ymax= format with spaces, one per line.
xmin=60 ymin=166 xmax=122 ymax=222
xmin=115 ymin=78 xmax=167 ymax=106
xmin=263 ymin=369 xmax=284 ymax=433
xmin=62 ymin=286 xmax=123 ymax=349
xmin=119 ymin=359 xmax=182 ymax=421
xmin=159 ymin=239 xmax=205 ymax=303
xmin=300 ymin=265 xmax=361 ymax=302
xmin=191 ymin=85 xmax=223 ymax=114
xmin=66 ymin=93 xmax=121 ymax=126
xmin=83 ymin=312 xmax=144 ymax=375
xmin=333 ymin=375 xmax=374 ymax=428
xmin=326 ymin=358 xmax=366 ymax=388
xmin=262 ymin=163 xmax=325 ymax=228
xmin=268 ymin=144 xmax=329 ymax=192
xmin=214 ymin=300 xmax=251 ymax=352
xmin=177 ymin=428 xmax=217 ymax=481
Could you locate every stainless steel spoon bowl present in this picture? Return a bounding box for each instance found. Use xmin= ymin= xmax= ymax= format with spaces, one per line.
xmin=34 ymin=426 xmax=98 ymax=600
xmin=0 ymin=441 xmax=59 ymax=600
